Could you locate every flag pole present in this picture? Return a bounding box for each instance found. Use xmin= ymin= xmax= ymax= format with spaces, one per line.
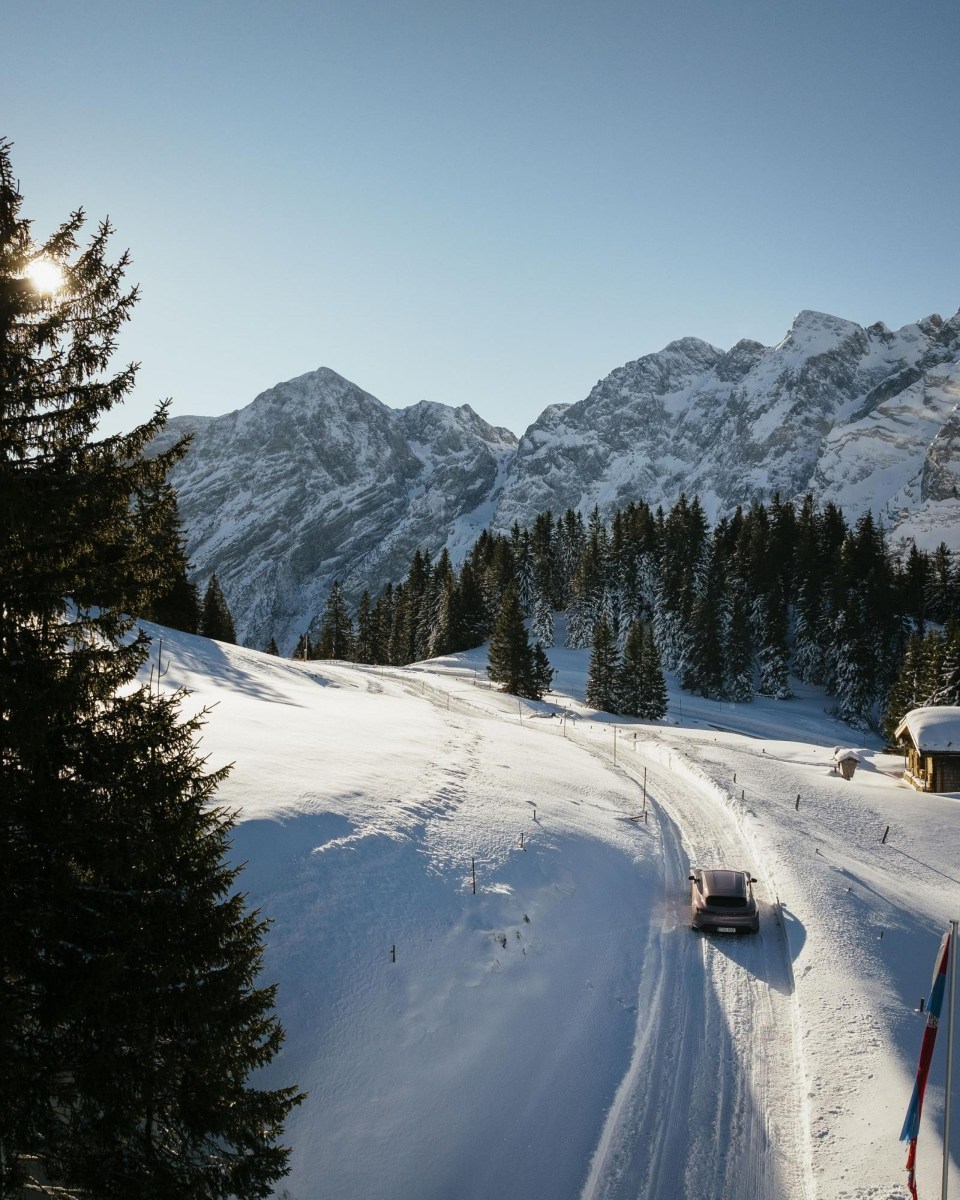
xmin=903 ymin=930 xmax=952 ymax=1199
xmin=943 ymin=918 xmax=959 ymax=1200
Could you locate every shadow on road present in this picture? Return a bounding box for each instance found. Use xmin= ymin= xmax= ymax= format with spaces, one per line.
xmin=698 ymin=903 xmax=805 ymax=997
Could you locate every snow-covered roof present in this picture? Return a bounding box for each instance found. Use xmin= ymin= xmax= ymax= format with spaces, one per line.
xmin=894 ymin=706 xmax=960 ymax=752
xmin=833 ymin=748 xmax=860 ymax=762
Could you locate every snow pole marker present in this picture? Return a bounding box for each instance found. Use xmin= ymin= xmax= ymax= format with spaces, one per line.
xmin=943 ymin=919 xmax=959 ymax=1200
xmin=901 ymin=929 xmax=952 ymax=1198
xmin=472 ymin=857 xmax=476 ymax=895
xmin=882 ymin=825 xmax=890 ymax=845
xmin=795 ymin=794 xmax=800 ymax=811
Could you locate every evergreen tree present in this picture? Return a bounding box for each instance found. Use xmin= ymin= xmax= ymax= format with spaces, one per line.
xmin=566 ymin=536 xmax=605 ymax=649
xmin=656 ymin=494 xmax=709 ymax=672
xmin=639 ymin=621 xmax=669 ymax=720
xmin=487 ymin=584 xmax=539 ymax=698
xmin=199 ymin=574 xmax=237 ymax=644
xmin=531 ymin=590 xmax=555 ymax=647
xmin=372 ymin=583 xmax=395 ymax=664
xmin=940 ymin=621 xmax=960 ymax=705
xmin=388 ymin=581 xmax=408 ymax=665
xmin=531 ymin=641 xmax=555 ymax=698
xmin=585 ymin=617 xmax=620 ymax=713
xmin=530 ymin=510 xmax=558 ymax=609
xmin=684 ymin=535 xmax=726 ymax=698
xmin=402 ymin=549 xmax=432 ymax=661
xmin=316 ymin=579 xmax=355 ymax=660
xmin=354 ymin=588 xmax=378 ymax=663
xmin=725 ymin=591 xmax=754 ymax=703
xmin=928 ymin=543 xmax=957 ymax=623
xmin=557 ymin=508 xmax=586 ymax=600
xmin=753 ymin=591 xmax=792 ymax=699
xmin=882 ymin=632 xmax=932 ymax=743
xmin=0 ymin=141 xmax=300 ymax=1198
xmin=481 ymin=536 xmax=515 ymax=631
xmin=143 ymin=485 xmax=201 ymax=634
xmin=619 ymin=620 xmax=668 ymax=719
xmin=266 ymin=636 xmax=280 ymax=655
xmin=617 ymin=620 xmax=647 ymax=718
xmin=428 ymin=570 xmax=458 ymax=659
xmin=455 ymin=558 xmax=487 ymax=649
xmin=426 ymin=550 xmax=457 ymax=658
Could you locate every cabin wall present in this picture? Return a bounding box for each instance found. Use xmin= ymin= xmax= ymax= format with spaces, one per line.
xmin=903 ymin=745 xmax=960 ymax=793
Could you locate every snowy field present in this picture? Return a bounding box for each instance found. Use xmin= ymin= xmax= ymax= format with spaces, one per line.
xmin=142 ymin=623 xmax=960 ymax=1200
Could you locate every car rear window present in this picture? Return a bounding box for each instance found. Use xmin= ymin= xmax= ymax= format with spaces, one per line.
xmin=705 ymin=895 xmax=747 ymax=909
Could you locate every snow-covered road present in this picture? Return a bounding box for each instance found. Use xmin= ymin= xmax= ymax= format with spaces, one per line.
xmin=572 ymin=736 xmax=812 ymax=1200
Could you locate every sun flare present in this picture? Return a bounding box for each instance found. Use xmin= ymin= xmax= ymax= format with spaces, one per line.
xmin=25 ymin=258 xmax=65 ymax=293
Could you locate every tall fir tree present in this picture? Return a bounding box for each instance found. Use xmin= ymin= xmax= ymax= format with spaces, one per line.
xmin=353 ymin=588 xmax=379 ymax=664
xmin=0 ymin=141 xmax=300 ymax=1198
xmin=487 ymin=584 xmax=541 ymax=698
xmin=725 ymin=591 xmax=755 ymax=703
xmin=531 ymin=641 xmax=555 ymax=698
xmin=585 ymin=617 xmax=620 ymax=713
xmin=616 ymin=620 xmax=647 ymax=718
xmin=316 ymin=579 xmax=355 ymax=660
xmin=199 ymin=573 xmax=237 ymax=644
xmin=142 ymin=484 xmax=201 ymax=634
xmin=882 ymin=632 xmax=933 ymax=743
xmin=531 ymin=590 xmax=555 ymax=647
xmin=456 ymin=558 xmax=488 ymax=649
xmin=639 ymin=621 xmax=669 ymax=720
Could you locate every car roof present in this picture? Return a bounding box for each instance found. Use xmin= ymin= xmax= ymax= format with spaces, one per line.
xmin=698 ymin=869 xmax=749 ymax=894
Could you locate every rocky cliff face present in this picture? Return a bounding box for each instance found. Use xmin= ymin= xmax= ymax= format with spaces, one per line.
xmin=166 ymin=310 xmax=960 ymax=650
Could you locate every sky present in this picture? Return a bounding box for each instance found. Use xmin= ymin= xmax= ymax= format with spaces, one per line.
xmin=4 ymin=0 xmax=959 ymax=438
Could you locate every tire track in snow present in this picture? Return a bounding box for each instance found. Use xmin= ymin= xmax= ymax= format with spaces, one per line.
xmin=578 ymin=745 xmax=813 ymax=1200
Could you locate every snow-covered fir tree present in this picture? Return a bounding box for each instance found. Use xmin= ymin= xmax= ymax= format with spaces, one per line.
xmin=585 ymin=617 xmax=620 ymax=713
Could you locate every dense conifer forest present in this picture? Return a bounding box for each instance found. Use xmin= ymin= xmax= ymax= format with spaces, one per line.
xmin=297 ymin=494 xmax=960 ymax=734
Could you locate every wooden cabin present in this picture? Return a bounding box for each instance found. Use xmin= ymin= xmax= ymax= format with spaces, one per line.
xmin=894 ymin=707 xmax=960 ymax=793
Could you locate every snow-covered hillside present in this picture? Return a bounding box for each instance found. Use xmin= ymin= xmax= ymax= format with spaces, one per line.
xmin=164 ymin=307 xmax=960 ymax=650
xmin=144 ymin=623 xmax=960 ymax=1200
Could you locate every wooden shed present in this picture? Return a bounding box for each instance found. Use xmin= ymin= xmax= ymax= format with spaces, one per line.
xmin=894 ymin=707 xmax=960 ymax=793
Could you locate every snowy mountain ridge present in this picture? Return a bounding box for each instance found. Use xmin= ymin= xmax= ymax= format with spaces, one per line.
xmin=165 ymin=308 xmax=960 ymax=649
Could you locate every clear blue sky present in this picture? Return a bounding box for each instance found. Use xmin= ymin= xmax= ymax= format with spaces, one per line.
xmin=4 ymin=0 xmax=958 ymax=437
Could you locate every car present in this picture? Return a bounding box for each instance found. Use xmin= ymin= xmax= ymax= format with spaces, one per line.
xmin=689 ymin=867 xmax=759 ymax=933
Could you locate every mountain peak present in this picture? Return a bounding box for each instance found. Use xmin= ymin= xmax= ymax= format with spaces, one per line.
xmin=773 ymin=310 xmax=865 ymax=357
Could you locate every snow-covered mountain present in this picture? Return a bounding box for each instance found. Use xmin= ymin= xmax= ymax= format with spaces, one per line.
xmin=493 ymin=309 xmax=960 ymax=531
xmin=160 ymin=368 xmax=517 ymax=650
xmin=165 ymin=309 xmax=960 ymax=649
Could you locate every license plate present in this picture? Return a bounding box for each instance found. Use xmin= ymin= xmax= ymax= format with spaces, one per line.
xmin=717 ymin=927 xmax=736 ymax=934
